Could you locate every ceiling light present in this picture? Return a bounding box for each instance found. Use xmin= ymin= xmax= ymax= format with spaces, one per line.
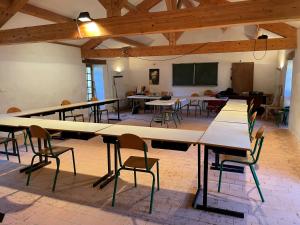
xmin=78 ymin=12 xmax=92 ymax=22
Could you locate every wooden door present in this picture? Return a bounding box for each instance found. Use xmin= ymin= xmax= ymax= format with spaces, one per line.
xmin=231 ymin=62 xmax=254 ymax=94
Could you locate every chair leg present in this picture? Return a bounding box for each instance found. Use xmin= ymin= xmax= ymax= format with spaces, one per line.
xmin=249 ymin=165 xmax=264 ymax=202
xmin=187 ymin=105 xmax=189 ymax=117
xmin=106 ymin=110 xmax=109 ymax=123
xmin=156 ymin=162 xmax=160 ymax=191
xmin=26 ymin=155 xmax=38 ymax=186
xmin=71 ymin=149 xmax=76 ymax=175
xmin=112 ymin=169 xmax=121 ymax=207
xmin=14 ymin=139 xmax=21 ymax=163
xmin=99 ymin=111 xmax=102 ymax=122
xmin=218 ymin=162 xmax=224 ymax=192
xmin=149 ymin=171 xmax=156 ymax=214
xmin=23 ymin=131 xmax=28 ymax=152
xmin=52 ymin=158 xmax=60 ymax=192
xmin=81 ymin=114 xmax=84 ymax=122
xmin=134 ymin=169 xmax=137 ymax=187
xmin=4 ymin=142 xmax=9 ymax=160
xmin=172 ymin=113 xmax=177 ymax=128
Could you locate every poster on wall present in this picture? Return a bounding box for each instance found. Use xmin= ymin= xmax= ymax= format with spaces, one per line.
xmin=149 ymin=69 xmax=160 ymax=85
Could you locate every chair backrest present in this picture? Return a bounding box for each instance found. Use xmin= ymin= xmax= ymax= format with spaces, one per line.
xmin=249 ymin=98 xmax=254 ymax=106
xmin=118 ymin=133 xmax=146 ymax=151
xmin=191 ymin=93 xmax=200 ymax=97
xmin=252 ymin=126 xmax=265 ymax=164
xmin=204 ymin=90 xmax=215 ymax=97
xmin=249 ymin=112 xmax=257 ymax=134
xmin=28 ymin=125 xmax=53 ymax=155
xmin=61 ymin=99 xmax=71 ymax=106
xmin=117 ymin=133 xmax=150 ymax=170
xmin=91 ymin=96 xmax=98 ymax=101
xmin=248 ymin=103 xmax=254 ymax=115
xmin=7 ymin=107 xmax=21 ymax=113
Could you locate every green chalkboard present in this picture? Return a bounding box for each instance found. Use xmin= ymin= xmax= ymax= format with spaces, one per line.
xmin=195 ymin=63 xmax=218 ymax=86
xmin=172 ymin=62 xmax=218 ymax=86
xmin=172 ymin=63 xmax=194 ymax=86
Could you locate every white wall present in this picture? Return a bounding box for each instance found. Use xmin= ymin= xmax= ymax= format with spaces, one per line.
xmin=125 ymin=51 xmax=279 ymax=96
xmin=0 ymin=43 xmax=86 ymax=113
xmin=289 ymin=29 xmax=300 ymax=139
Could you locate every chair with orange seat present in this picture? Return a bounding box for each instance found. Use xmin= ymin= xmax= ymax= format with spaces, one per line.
xmin=61 ymin=100 xmax=84 ymax=122
xmin=88 ymin=96 xmax=109 ymax=123
xmin=112 ymin=134 xmax=160 ymax=214
xmin=187 ymin=93 xmax=201 ymax=117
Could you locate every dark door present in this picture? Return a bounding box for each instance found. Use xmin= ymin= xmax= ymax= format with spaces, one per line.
xmin=231 ymin=62 xmax=254 ymax=94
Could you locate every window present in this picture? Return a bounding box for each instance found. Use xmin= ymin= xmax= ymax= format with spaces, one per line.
xmin=284 ymin=60 xmax=293 ymax=106
xmin=86 ymin=65 xmax=94 ymax=101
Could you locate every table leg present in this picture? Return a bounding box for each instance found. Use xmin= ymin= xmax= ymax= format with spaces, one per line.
xmin=117 ymin=100 xmax=120 ymax=120
xmin=59 ymin=112 xmax=62 ymax=120
xmin=193 ymin=146 xmax=244 ymax=218
xmin=93 ymin=142 xmax=115 ymax=188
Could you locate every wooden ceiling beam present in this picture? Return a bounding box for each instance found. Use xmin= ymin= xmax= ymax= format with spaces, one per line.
xmin=259 ymin=23 xmax=297 ymax=38
xmin=0 ymin=0 xmax=29 ymax=27
xmin=1 ymin=0 xmax=300 ymax=45
xmin=123 ymin=0 xmax=137 ymax=12
xmin=112 ymin=37 xmax=148 ymax=47
xmin=82 ymin=37 xmax=297 ymax=58
xmin=182 ymin=0 xmax=195 ymax=8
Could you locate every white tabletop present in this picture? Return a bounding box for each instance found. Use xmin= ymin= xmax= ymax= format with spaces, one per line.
xmin=199 ymin=121 xmax=251 ymax=151
xmin=186 ymin=96 xmax=228 ymax=101
xmin=127 ymin=95 xmax=161 ymax=100
xmin=6 ymin=99 xmax=118 ymax=117
xmin=221 ymin=104 xmax=248 ymax=112
xmin=226 ymin=99 xmax=247 ymax=105
xmin=146 ymin=98 xmax=186 ymax=106
xmin=0 ymin=116 xmax=112 ymax=133
xmin=215 ymin=111 xmax=248 ymax=124
xmin=97 ymin=124 xmax=204 ymax=144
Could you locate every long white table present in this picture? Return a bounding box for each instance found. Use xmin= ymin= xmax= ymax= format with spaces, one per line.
xmin=214 ymin=110 xmax=248 ymax=124
xmin=222 ymin=104 xmax=248 ymax=112
xmin=5 ymin=98 xmax=120 ymax=122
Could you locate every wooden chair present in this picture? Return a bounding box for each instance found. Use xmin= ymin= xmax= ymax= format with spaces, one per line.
xmin=61 ymin=100 xmax=84 ymax=122
xmin=7 ymin=106 xmax=28 ymax=153
xmin=88 ymin=96 xmax=109 ymax=123
xmin=206 ymin=100 xmax=226 ymax=117
xmin=203 ymin=89 xmax=216 ymax=97
xmin=112 ymin=134 xmax=159 ymax=214
xmin=218 ymin=127 xmax=265 ymax=202
xmin=26 ymin=125 xmax=76 ymax=192
xmin=187 ymin=93 xmax=201 ymax=117
xmin=0 ymin=137 xmax=20 ymax=163
xmin=249 ymin=112 xmax=257 ymax=141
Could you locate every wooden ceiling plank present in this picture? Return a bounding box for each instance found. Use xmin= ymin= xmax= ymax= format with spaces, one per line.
xmin=82 ymin=37 xmax=297 ymax=58
xmin=0 ymin=0 xmax=29 ymax=27
xmin=182 ymin=0 xmax=195 ymax=8
xmin=112 ymin=36 xmax=148 ymax=47
xmin=1 ymin=0 xmax=300 ymax=45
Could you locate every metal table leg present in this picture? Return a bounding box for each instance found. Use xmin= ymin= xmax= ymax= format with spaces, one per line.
xmin=193 ymin=146 xmax=244 ymax=218
xmin=93 ymin=141 xmax=115 ymax=189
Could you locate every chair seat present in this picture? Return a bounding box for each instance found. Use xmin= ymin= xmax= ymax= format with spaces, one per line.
xmin=220 ymin=153 xmax=254 ymax=165
xmin=124 ymin=156 xmax=159 ymax=169
xmin=39 ymin=146 xmax=73 ymax=156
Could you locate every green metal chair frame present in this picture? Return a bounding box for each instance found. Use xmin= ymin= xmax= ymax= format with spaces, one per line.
xmin=218 ymin=127 xmax=265 ymax=202
xmin=7 ymin=107 xmax=28 ymax=152
xmin=26 ymin=125 xmax=76 ymax=192
xmin=0 ymin=137 xmax=20 ymax=163
xmin=88 ymin=96 xmax=109 ymax=123
xmin=61 ymin=100 xmax=84 ymax=122
xmin=112 ymin=133 xmax=160 ymax=214
xmin=248 ymin=112 xmax=257 ymax=142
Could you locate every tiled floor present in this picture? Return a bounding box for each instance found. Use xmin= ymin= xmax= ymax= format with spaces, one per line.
xmin=1 ymin=111 xmax=300 ymax=225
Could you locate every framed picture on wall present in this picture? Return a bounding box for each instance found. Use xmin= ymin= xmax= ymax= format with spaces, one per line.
xmin=149 ymin=69 xmax=160 ymax=85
